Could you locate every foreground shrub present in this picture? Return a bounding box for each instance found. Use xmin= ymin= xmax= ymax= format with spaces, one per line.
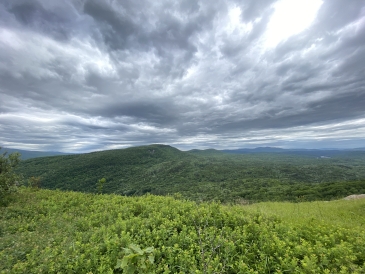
xmin=0 ymin=189 xmax=364 ymax=273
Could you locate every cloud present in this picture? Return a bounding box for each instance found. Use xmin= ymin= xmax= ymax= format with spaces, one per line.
xmin=0 ymin=0 xmax=365 ymax=152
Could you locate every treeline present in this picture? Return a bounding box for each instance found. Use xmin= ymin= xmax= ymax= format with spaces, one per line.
xmin=15 ymin=144 xmax=365 ymax=203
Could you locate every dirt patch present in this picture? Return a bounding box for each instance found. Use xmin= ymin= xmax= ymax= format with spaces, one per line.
xmin=343 ymin=194 xmax=365 ymax=200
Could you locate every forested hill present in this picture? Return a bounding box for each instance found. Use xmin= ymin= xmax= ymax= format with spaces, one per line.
xmin=17 ymin=144 xmax=191 ymax=194
xmin=16 ymin=144 xmax=365 ymax=202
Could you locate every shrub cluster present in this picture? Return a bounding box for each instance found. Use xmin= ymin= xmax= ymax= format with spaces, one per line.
xmin=1 ymin=189 xmax=364 ymax=273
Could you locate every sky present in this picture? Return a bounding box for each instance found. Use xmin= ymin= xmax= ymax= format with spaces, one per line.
xmin=1 ymin=0 xmax=365 ymax=153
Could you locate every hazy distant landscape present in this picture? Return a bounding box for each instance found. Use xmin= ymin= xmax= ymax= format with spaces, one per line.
xmin=1 ymin=147 xmax=70 ymax=160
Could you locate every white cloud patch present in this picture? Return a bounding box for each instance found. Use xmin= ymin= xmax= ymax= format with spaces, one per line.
xmin=265 ymin=0 xmax=323 ymax=47
xmin=0 ymin=27 xmax=116 ymax=81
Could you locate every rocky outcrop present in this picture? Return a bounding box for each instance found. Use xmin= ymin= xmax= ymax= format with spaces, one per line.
xmin=343 ymin=194 xmax=365 ymax=200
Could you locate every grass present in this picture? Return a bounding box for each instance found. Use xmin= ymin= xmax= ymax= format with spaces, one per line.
xmin=243 ymin=198 xmax=365 ymax=229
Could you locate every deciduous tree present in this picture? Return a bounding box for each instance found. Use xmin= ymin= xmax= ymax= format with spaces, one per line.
xmin=0 ymin=148 xmax=21 ymax=206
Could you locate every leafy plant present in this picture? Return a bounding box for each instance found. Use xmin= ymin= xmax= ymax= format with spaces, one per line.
xmin=28 ymin=176 xmax=41 ymax=189
xmin=97 ymin=178 xmax=106 ymax=194
xmin=115 ymin=244 xmax=155 ymax=274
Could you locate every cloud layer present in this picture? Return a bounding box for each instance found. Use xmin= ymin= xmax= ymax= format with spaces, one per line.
xmin=1 ymin=0 xmax=365 ymax=152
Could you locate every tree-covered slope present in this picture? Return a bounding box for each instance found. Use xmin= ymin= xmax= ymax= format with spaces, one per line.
xmin=16 ymin=144 xmax=365 ymax=202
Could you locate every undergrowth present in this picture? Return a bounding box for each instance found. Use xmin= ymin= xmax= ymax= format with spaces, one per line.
xmin=0 ymin=188 xmax=364 ymax=273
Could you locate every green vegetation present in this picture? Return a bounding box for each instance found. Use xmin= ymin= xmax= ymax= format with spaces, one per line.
xmin=0 ymin=148 xmax=21 ymax=206
xmin=1 ymin=188 xmax=364 ymax=273
xmin=16 ymin=144 xmax=365 ymax=203
xmin=4 ymin=145 xmax=365 ymax=272
xmin=245 ymin=199 xmax=365 ymax=229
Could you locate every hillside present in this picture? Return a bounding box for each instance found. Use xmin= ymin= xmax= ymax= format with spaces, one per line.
xmin=16 ymin=144 xmax=365 ymax=203
xmin=1 ymin=188 xmax=364 ymax=273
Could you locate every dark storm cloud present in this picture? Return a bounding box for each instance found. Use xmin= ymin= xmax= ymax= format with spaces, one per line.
xmin=1 ymin=0 xmax=365 ymax=152
xmin=2 ymin=0 xmax=84 ymax=42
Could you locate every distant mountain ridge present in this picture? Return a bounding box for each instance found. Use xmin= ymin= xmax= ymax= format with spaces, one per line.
xmin=221 ymin=146 xmax=365 ymax=156
xmin=16 ymin=144 xmax=365 ymax=203
xmin=4 ymin=144 xmax=365 ymax=159
xmin=222 ymin=147 xmax=286 ymax=153
xmin=0 ymin=147 xmax=70 ymax=160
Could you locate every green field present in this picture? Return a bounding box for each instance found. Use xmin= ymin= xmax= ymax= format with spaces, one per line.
xmin=1 ymin=188 xmax=364 ymax=273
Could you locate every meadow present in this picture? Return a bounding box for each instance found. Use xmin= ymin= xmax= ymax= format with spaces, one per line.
xmin=1 ymin=188 xmax=364 ymax=273
xmin=245 ymin=198 xmax=365 ymax=229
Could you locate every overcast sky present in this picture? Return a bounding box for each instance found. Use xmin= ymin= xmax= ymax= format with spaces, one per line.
xmin=1 ymin=0 xmax=365 ymax=152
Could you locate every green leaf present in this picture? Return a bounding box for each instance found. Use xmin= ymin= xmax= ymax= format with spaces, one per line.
xmin=129 ymin=244 xmax=143 ymax=255
xmin=123 ymin=247 xmax=132 ymax=255
xmin=121 ymin=257 xmax=129 ymax=268
xmin=114 ymin=259 xmax=123 ymax=269
xmin=148 ymin=254 xmax=155 ymax=264
xmin=144 ymin=247 xmax=154 ymax=253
